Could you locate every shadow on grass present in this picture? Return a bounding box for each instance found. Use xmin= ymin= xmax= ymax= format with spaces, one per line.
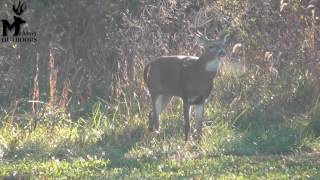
xmin=2 ymin=125 xmax=147 ymax=170
xmin=105 ymin=126 xmax=146 ymax=168
xmin=222 ymin=123 xmax=305 ymax=155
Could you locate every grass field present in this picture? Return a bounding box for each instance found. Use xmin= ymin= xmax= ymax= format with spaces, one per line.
xmin=0 ymin=107 xmax=319 ymax=179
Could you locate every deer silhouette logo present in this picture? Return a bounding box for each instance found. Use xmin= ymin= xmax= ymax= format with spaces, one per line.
xmin=1 ymin=0 xmax=27 ymax=36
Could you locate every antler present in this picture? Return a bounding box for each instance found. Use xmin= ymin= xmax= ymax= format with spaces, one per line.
xmin=195 ymin=31 xmax=208 ymax=40
xmin=193 ymin=8 xmax=229 ymax=43
xmin=13 ymin=0 xmax=27 ymax=15
xmin=194 ymin=30 xmax=214 ymax=47
xmin=193 ymin=7 xmax=214 ymax=29
xmin=215 ymin=27 xmax=230 ymax=45
xmin=193 ymin=6 xmax=231 ymax=47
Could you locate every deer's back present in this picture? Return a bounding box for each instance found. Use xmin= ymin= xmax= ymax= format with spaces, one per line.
xmin=145 ymin=56 xmax=201 ymax=97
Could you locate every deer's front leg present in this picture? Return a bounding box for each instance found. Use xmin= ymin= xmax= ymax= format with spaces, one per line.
xmin=194 ymin=102 xmax=204 ymax=141
xmin=183 ymin=99 xmax=191 ymax=141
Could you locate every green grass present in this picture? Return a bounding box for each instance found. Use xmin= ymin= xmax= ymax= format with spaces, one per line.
xmin=0 ymin=108 xmax=320 ymax=179
xmin=1 ymin=150 xmax=320 ymax=179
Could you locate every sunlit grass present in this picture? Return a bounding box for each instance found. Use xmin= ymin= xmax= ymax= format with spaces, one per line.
xmin=0 ymin=106 xmax=320 ymax=179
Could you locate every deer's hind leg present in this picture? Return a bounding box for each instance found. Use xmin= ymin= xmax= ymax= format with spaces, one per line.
xmin=150 ymin=94 xmax=172 ymax=132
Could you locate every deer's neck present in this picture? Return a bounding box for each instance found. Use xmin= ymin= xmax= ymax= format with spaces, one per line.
xmin=199 ymin=54 xmax=224 ymax=73
xmin=205 ymin=59 xmax=220 ymax=72
xmin=198 ymin=55 xmax=220 ymax=73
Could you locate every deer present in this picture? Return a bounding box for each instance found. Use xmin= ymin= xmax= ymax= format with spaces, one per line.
xmin=144 ymin=31 xmax=228 ymax=141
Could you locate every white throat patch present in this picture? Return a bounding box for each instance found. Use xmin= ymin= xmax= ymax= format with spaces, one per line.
xmin=205 ymin=60 xmax=220 ymax=72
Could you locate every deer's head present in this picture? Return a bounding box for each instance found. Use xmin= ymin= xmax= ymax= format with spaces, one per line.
xmin=195 ymin=31 xmax=229 ymax=71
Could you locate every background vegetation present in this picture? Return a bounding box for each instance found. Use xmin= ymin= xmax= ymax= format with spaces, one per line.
xmin=1 ymin=0 xmax=320 ymax=178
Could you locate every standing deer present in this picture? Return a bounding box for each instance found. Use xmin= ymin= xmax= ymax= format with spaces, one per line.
xmin=144 ymin=31 xmax=228 ymax=141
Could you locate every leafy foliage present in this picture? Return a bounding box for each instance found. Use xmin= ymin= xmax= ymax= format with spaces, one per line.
xmin=1 ymin=0 xmax=320 ymax=178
